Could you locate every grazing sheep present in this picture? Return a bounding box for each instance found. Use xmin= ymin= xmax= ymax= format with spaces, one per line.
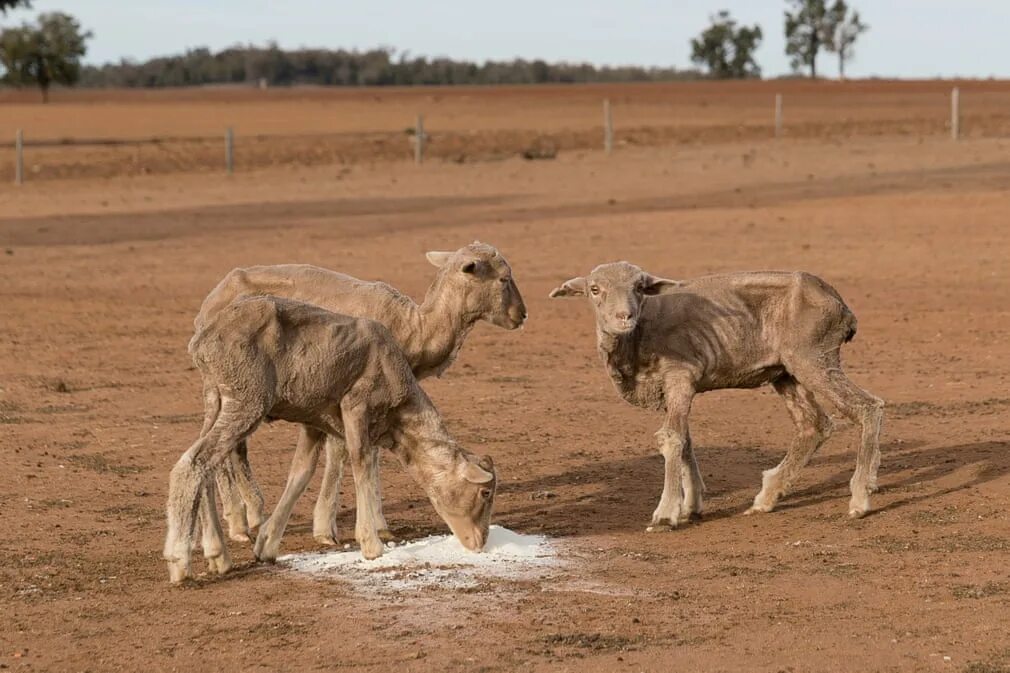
xmin=165 ymin=295 xmax=497 ymax=583
xmin=550 ymin=262 xmax=883 ymax=527
xmin=195 ymin=241 xmax=525 ymax=545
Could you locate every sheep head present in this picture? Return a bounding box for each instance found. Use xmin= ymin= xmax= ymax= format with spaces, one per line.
xmin=425 ymin=452 xmax=497 ymax=552
xmin=425 ymin=241 xmax=527 ymax=330
xmin=550 ymin=261 xmax=681 ymax=335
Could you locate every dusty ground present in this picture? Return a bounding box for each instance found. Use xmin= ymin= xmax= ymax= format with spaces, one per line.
xmin=2 ymin=84 xmax=1010 ymax=672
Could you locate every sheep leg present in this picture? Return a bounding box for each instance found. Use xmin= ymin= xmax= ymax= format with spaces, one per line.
xmin=253 ymin=426 xmax=325 ymax=562
xmin=312 ymin=434 xmax=346 ymax=546
xmin=747 ymin=375 xmax=832 ymax=514
xmin=199 ymin=481 xmax=232 ymax=575
xmin=165 ymin=397 xmax=260 ymax=583
xmin=214 ymin=453 xmax=251 ymax=543
xmin=342 ymin=403 xmax=384 ymax=560
xmin=790 ymin=357 xmax=884 ymax=518
xmin=679 ymin=439 xmax=705 ymax=520
xmin=648 ymin=389 xmax=693 ymax=532
xmin=231 ymin=439 xmax=265 ymax=530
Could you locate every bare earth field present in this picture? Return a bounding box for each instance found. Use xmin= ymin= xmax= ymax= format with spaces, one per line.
xmin=2 ymin=82 xmax=1010 ymax=672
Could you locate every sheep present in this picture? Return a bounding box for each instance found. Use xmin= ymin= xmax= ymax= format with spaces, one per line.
xmin=194 ymin=241 xmax=525 ymax=546
xmin=165 ymin=295 xmax=497 ymax=583
xmin=550 ymin=262 xmax=883 ymax=528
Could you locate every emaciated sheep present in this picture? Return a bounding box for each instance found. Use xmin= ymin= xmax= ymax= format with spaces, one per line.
xmin=165 ymin=295 xmax=497 ymax=582
xmin=194 ymin=242 xmax=525 ymax=545
xmin=550 ymin=262 xmax=883 ymax=527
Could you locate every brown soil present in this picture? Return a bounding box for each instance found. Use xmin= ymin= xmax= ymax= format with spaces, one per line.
xmin=1 ymin=83 xmax=1010 ymax=673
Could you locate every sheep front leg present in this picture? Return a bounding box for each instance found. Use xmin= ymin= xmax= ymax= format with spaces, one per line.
xmin=648 ymin=388 xmax=694 ymax=532
xmin=342 ymin=403 xmax=384 ymax=560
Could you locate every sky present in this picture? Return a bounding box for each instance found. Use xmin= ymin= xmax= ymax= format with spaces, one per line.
xmin=3 ymin=0 xmax=1008 ymax=79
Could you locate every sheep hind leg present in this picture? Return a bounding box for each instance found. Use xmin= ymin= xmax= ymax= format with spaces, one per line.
xmin=200 ymin=482 xmax=232 ymax=575
xmin=165 ymin=399 xmax=260 ymax=583
xmin=313 ymin=434 xmax=346 ymax=546
xmin=215 ymin=455 xmax=251 ymax=543
xmin=747 ymin=375 xmax=832 ymax=515
xmin=790 ymin=358 xmax=884 ymax=518
xmin=254 ymin=426 xmax=325 ymax=562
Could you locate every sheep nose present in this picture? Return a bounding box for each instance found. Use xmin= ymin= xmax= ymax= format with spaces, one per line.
xmin=615 ymin=311 xmax=630 ymax=321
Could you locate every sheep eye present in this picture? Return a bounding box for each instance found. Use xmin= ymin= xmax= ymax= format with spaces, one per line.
xmin=589 ymin=286 xmax=600 ymax=296
xmin=499 ymin=276 xmax=510 ymax=284
xmin=479 ymin=487 xmax=493 ymax=500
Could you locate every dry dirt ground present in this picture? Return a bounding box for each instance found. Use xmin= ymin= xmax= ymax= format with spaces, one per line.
xmin=2 ymin=84 xmax=1010 ymax=673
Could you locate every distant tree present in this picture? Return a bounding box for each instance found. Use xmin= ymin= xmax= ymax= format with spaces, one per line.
xmin=690 ymin=11 xmax=763 ymax=79
xmin=784 ymin=0 xmax=839 ymax=78
xmin=0 ymin=0 xmax=30 ymax=14
xmin=0 ymin=12 xmax=91 ymax=102
xmin=825 ymin=0 xmax=867 ymax=80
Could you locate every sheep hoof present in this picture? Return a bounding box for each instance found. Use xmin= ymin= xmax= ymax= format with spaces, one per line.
xmin=646 ymin=521 xmax=676 ymax=533
xmin=228 ymin=531 xmax=251 ymax=543
xmin=206 ymin=552 xmax=232 ymax=575
xmin=167 ymin=560 xmax=192 ymax=584
xmin=848 ymin=507 xmax=869 ymax=519
xmin=359 ymin=536 xmax=385 ymax=560
xmin=314 ymin=534 xmax=339 ymax=546
xmin=744 ymin=504 xmax=773 ymax=516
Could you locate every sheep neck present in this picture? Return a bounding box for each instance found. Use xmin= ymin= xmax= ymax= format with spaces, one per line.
xmin=597 ymin=326 xmax=643 ymax=403
xmin=411 ymin=273 xmax=480 ymax=379
xmin=389 ymin=400 xmax=458 ymax=484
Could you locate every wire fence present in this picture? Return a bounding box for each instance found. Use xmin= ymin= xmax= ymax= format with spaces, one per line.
xmin=2 ymin=87 xmax=995 ymax=184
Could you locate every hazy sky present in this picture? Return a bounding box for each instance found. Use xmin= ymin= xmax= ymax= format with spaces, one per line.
xmin=4 ymin=0 xmax=1006 ymax=79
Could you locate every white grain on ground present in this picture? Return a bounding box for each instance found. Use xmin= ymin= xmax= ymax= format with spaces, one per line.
xmin=279 ymin=526 xmax=560 ymax=592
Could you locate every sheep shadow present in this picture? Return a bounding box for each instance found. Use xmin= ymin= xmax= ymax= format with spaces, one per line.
xmin=476 ymin=438 xmax=1010 ymax=538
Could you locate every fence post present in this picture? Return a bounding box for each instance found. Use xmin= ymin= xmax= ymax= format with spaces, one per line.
xmin=414 ymin=114 xmax=425 ymax=164
xmin=774 ymin=94 xmax=783 ymax=138
xmin=225 ymin=127 xmax=234 ymax=174
xmin=14 ymin=129 xmax=23 ymax=185
xmin=603 ymin=99 xmax=613 ymax=155
xmin=951 ymin=87 xmax=960 ymax=141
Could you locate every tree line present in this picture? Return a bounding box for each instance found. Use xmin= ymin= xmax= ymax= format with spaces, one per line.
xmin=0 ymin=0 xmax=869 ymax=102
xmin=78 ymin=47 xmax=700 ymax=88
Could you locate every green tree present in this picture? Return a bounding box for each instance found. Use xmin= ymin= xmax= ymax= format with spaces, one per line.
xmin=784 ymin=0 xmax=838 ymax=78
xmin=826 ymin=0 xmax=868 ymax=80
xmin=691 ymin=11 xmax=763 ymax=79
xmin=0 ymin=12 xmax=91 ymax=102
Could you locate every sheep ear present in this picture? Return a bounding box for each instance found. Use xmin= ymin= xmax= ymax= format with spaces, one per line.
xmin=549 ymin=277 xmax=587 ymax=298
xmin=641 ymin=275 xmax=683 ymax=296
xmin=460 ymin=458 xmax=494 ymax=484
xmin=426 ymin=251 xmax=454 ymax=267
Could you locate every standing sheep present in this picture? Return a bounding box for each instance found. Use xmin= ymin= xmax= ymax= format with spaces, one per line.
xmin=550 ymin=262 xmax=883 ymax=528
xmin=166 ymin=295 xmax=497 ymax=583
xmin=195 ymin=241 xmax=525 ymax=545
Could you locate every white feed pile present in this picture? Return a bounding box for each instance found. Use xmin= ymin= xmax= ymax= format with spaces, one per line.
xmin=280 ymin=525 xmax=559 ymax=592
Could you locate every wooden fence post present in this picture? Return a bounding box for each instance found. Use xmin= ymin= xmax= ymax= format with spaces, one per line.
xmin=775 ymin=94 xmax=783 ymax=138
xmin=225 ymin=127 xmax=234 ymax=174
xmin=951 ymin=87 xmax=960 ymax=141
xmin=15 ymin=129 xmax=23 ymax=185
xmin=414 ymin=114 xmax=425 ymax=164
xmin=603 ymin=99 xmax=613 ymax=155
